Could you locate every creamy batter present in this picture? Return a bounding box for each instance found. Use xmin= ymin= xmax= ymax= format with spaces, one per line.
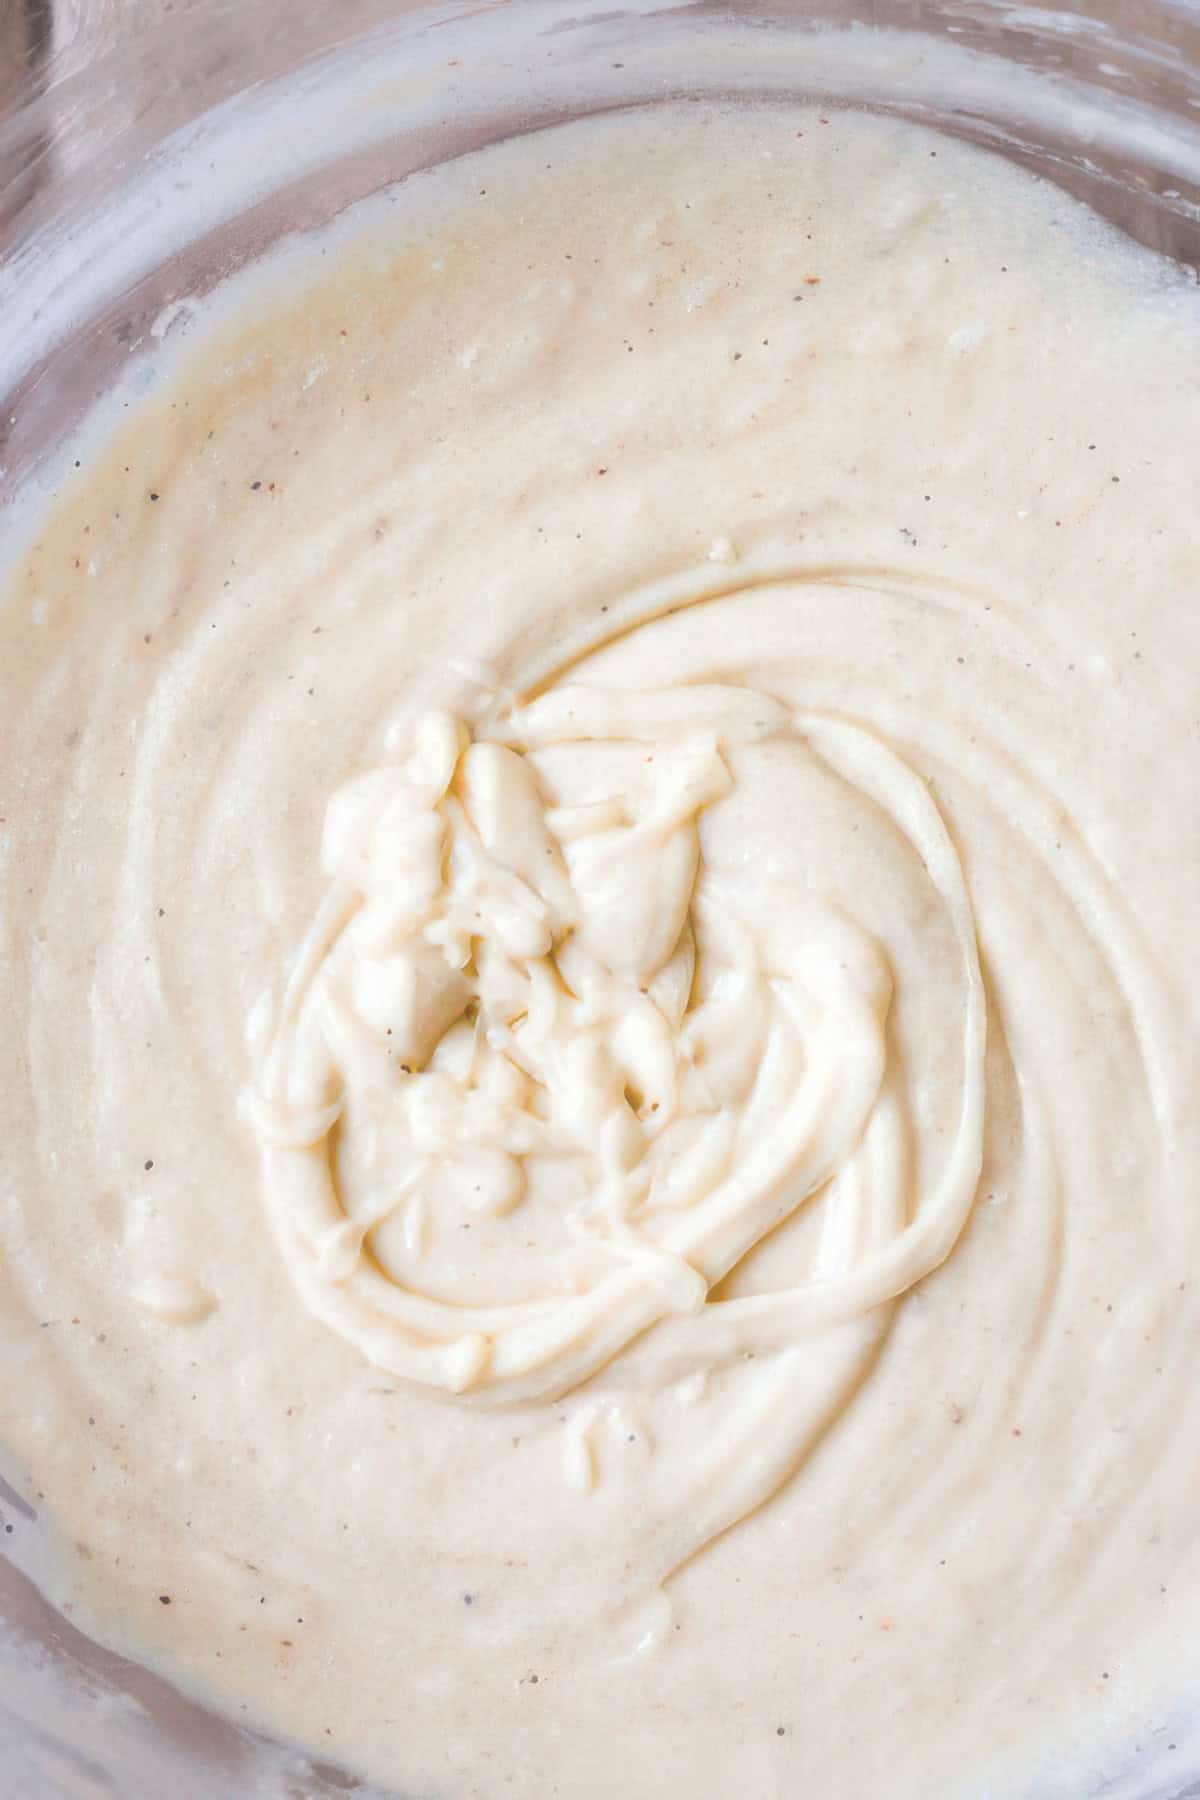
xmin=3 ymin=104 xmax=1200 ymax=1799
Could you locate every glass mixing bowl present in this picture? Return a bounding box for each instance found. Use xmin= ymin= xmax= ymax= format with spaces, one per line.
xmin=1 ymin=2 xmax=1198 ymax=1794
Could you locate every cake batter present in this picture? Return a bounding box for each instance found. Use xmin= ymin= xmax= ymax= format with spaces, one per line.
xmin=2 ymin=104 xmax=1199 ymax=1799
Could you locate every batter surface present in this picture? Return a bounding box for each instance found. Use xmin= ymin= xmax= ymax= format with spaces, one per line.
xmin=3 ymin=105 xmax=1200 ymax=1799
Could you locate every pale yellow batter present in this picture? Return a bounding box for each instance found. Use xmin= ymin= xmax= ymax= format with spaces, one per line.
xmin=3 ymin=104 xmax=1200 ymax=1799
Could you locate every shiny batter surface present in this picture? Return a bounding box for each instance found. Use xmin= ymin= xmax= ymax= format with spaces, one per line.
xmin=3 ymin=105 xmax=1200 ymax=1799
